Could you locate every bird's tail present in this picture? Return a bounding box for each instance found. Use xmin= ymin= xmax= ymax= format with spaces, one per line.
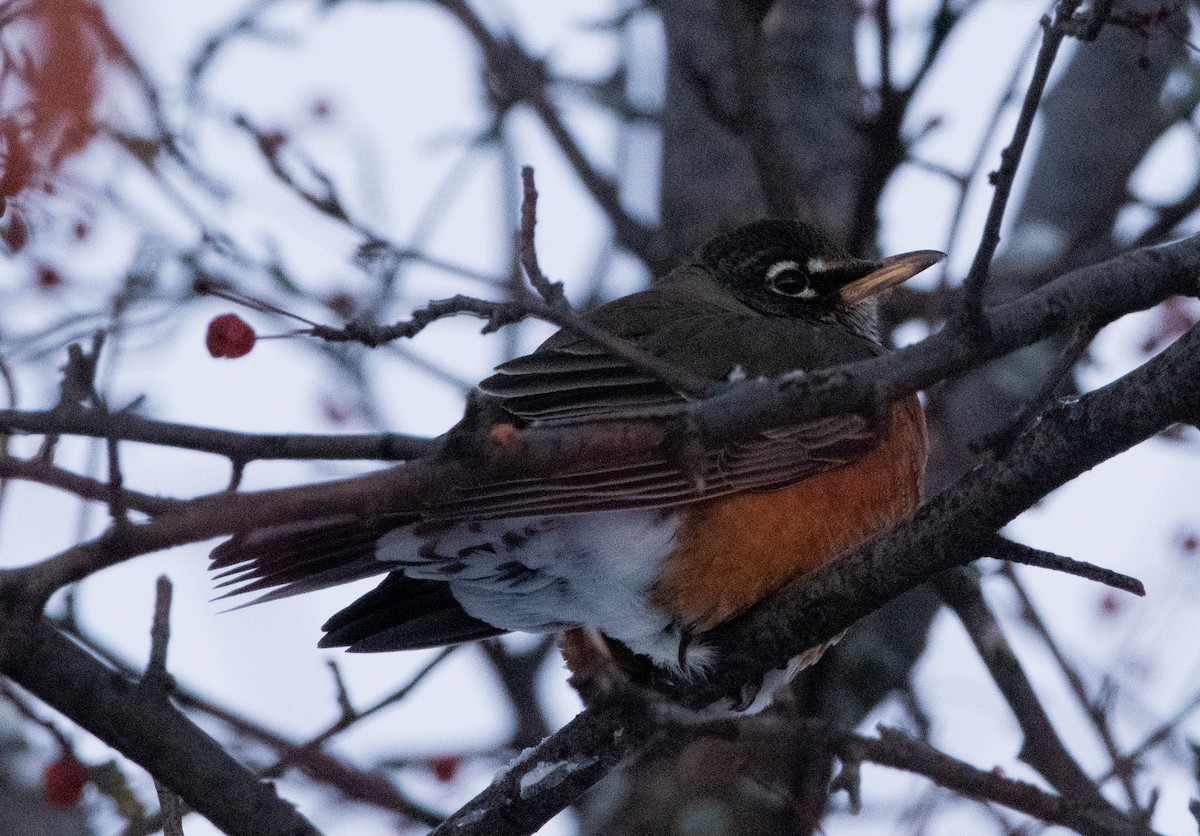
xmin=208 ymin=514 xmax=414 ymax=604
xmin=209 ymin=514 xmax=508 ymax=652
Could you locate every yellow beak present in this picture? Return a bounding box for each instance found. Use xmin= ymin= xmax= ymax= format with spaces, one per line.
xmin=838 ymin=250 xmax=945 ymax=306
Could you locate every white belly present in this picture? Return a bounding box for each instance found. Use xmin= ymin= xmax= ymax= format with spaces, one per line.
xmin=377 ymin=510 xmax=702 ymax=672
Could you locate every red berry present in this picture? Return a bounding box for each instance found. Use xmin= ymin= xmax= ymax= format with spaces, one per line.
xmin=206 ymin=313 xmax=256 ymax=359
xmin=428 ymin=755 xmax=461 ymax=784
xmin=311 ymin=99 xmax=333 ymax=122
xmin=1097 ymin=592 xmax=1123 ymax=619
xmin=43 ymin=755 xmax=87 ymax=807
xmin=35 ymin=264 xmax=62 ymax=289
xmin=1177 ymin=530 xmax=1199 ymax=554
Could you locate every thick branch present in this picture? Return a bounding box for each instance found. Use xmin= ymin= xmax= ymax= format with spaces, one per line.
xmin=428 ymin=695 xmax=656 ymax=836
xmin=666 ymin=316 xmax=1200 ymax=705
xmin=438 ymin=304 xmax=1200 ymax=836
xmin=3 ymin=621 xmax=320 ymax=836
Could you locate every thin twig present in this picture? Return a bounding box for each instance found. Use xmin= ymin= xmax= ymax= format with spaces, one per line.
xmin=1121 ymin=687 xmax=1200 ymax=768
xmin=142 ymin=577 xmax=185 ymax=836
xmin=54 ymin=618 xmax=446 ymax=827
xmin=432 ymin=0 xmax=662 ymax=266
xmin=0 ymin=408 xmax=438 ymax=462
xmin=986 ymin=535 xmax=1144 ymax=596
xmin=956 ymin=3 xmax=1083 ymax=332
xmin=517 ymin=167 xmax=565 ymax=304
xmin=938 ymin=25 xmax=1041 ymax=289
xmin=934 ymin=568 xmax=1112 ymax=809
xmin=834 ymin=724 xmax=1135 ymax=835
xmin=999 ymin=563 xmax=1144 ymax=813
xmin=104 ymin=415 xmax=129 ymax=528
xmin=265 ymin=646 xmax=458 ymax=776
xmin=144 ymin=576 xmax=173 ymax=690
xmin=511 ymin=167 xmax=712 ymax=396
xmin=233 ymin=113 xmax=351 ymax=223
xmin=849 ymin=0 xmax=964 ymax=253
xmin=0 ymin=454 xmax=185 ymax=514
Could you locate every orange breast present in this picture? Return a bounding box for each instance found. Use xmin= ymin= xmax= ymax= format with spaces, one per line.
xmin=651 ymin=396 xmax=927 ymax=629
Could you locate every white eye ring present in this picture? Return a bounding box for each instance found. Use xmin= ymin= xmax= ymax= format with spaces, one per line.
xmin=766 ymin=261 xmax=819 ymax=299
xmin=766 ymin=260 xmax=800 ymax=280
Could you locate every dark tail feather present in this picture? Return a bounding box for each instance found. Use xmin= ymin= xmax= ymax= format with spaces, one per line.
xmin=319 ymin=574 xmax=505 ymax=652
xmin=208 ymin=514 xmax=415 ymax=603
xmin=210 ymin=515 xmax=505 ymax=652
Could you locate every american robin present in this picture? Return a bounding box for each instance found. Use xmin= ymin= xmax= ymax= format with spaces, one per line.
xmin=211 ymin=219 xmax=940 ymax=710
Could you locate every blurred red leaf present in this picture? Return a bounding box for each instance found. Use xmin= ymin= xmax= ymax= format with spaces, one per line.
xmin=0 ymin=0 xmax=111 ymax=199
xmin=0 ymin=119 xmax=33 ymax=198
xmin=28 ymin=0 xmax=101 ymax=168
xmin=2 ymin=213 xmax=28 ymax=252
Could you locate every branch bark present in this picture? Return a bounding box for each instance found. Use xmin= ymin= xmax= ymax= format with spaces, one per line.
xmin=3 ymin=621 xmax=321 ymax=836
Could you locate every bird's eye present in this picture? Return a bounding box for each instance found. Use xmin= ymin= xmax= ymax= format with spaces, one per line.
xmin=765 ymin=261 xmax=817 ymax=299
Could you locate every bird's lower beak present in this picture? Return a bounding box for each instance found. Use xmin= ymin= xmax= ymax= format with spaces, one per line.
xmin=839 ymin=250 xmax=945 ymax=306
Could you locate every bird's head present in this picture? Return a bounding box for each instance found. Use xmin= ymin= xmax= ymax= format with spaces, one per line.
xmin=699 ymin=219 xmax=945 ymax=342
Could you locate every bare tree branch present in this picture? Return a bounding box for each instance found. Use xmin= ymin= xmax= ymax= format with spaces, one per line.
xmin=0 ymin=409 xmax=438 ymax=463
xmin=435 ymin=301 xmax=1200 ymax=834
xmin=934 ymin=569 xmax=1111 ymax=808
xmin=957 ymin=3 xmax=1083 ymax=329
xmin=432 ymin=0 xmax=663 ymax=266
xmin=52 ymin=618 xmax=448 ymax=827
xmin=3 ymin=620 xmax=322 ymax=836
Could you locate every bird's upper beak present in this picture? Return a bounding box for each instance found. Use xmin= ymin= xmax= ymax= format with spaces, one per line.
xmin=837 ymin=250 xmax=946 ymax=306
